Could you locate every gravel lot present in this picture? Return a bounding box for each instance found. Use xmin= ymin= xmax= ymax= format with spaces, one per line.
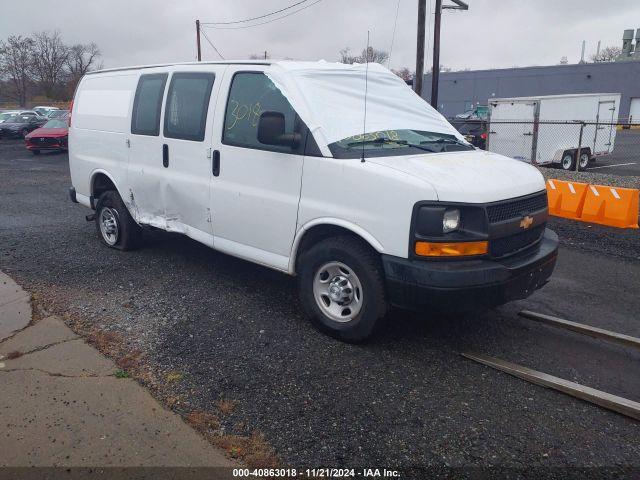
xmin=1 ymin=139 xmax=640 ymax=475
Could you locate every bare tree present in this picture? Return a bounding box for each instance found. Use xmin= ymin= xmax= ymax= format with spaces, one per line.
xmin=559 ymin=56 xmax=568 ymax=65
xmin=66 ymin=43 xmax=102 ymax=81
xmin=0 ymin=35 xmax=34 ymax=106
xmin=31 ymin=30 xmax=69 ymax=99
xmin=360 ymin=46 xmax=388 ymax=64
xmin=339 ymin=47 xmax=359 ymax=64
xmin=339 ymin=46 xmax=389 ymax=65
xmin=249 ymin=52 xmax=270 ymax=60
xmin=590 ymin=46 xmax=622 ymax=63
xmin=392 ymin=67 xmax=414 ymax=81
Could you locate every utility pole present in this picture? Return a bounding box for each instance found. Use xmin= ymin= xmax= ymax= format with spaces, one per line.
xmin=414 ymin=0 xmax=426 ymax=96
xmin=430 ymin=0 xmax=468 ymax=109
xmin=264 ymin=50 xmax=268 ymax=60
xmin=196 ymin=19 xmax=202 ymax=61
xmin=430 ymin=0 xmax=442 ymax=108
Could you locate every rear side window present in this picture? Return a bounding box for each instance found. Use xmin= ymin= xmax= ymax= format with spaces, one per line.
xmin=222 ymin=72 xmax=297 ymax=153
xmin=131 ymin=73 xmax=168 ymax=136
xmin=164 ymin=72 xmax=215 ymax=142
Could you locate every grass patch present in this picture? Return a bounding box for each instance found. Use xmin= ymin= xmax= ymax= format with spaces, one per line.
xmin=165 ymin=371 xmax=183 ymax=383
xmin=214 ymin=432 xmax=279 ymax=468
xmin=217 ymin=399 xmax=238 ymax=415
xmin=114 ymin=369 xmax=130 ymax=379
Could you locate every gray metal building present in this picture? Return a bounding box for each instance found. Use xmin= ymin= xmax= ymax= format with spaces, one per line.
xmin=422 ymin=61 xmax=640 ymax=121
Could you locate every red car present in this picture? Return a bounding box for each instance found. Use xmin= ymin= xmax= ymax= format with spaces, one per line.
xmin=25 ymin=116 xmax=69 ymax=155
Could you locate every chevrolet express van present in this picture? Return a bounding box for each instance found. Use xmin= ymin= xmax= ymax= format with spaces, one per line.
xmin=68 ymin=61 xmax=558 ymax=341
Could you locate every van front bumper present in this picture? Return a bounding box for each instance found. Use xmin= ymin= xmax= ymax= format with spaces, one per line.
xmin=382 ymin=229 xmax=559 ymax=312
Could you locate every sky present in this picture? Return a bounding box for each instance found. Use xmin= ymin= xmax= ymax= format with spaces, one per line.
xmin=1 ymin=0 xmax=639 ymax=72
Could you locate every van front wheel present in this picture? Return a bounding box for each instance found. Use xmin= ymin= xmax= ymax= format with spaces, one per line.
xmin=95 ymin=190 xmax=141 ymax=250
xmin=297 ymin=236 xmax=387 ymax=342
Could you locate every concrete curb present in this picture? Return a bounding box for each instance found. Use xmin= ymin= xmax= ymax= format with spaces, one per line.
xmin=0 ymin=271 xmax=31 ymax=342
xmin=0 ymin=270 xmax=234 ymax=468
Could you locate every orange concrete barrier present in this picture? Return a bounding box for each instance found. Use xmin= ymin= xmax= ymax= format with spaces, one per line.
xmin=545 ymin=179 xmax=588 ymax=220
xmin=581 ymin=184 xmax=639 ymax=229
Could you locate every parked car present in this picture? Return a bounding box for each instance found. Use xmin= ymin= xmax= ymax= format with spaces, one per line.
xmin=0 ymin=114 xmax=47 ymax=138
xmin=47 ymin=109 xmax=69 ymax=119
xmin=0 ymin=110 xmax=43 ymax=124
xmin=33 ymin=106 xmax=60 ymax=117
xmin=455 ymin=105 xmax=489 ymax=120
xmin=24 ymin=116 xmax=69 ymax=154
xmin=454 ymin=120 xmax=487 ymax=149
xmin=68 ymin=61 xmax=558 ymax=341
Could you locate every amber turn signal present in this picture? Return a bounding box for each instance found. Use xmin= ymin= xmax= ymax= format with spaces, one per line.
xmin=415 ymin=240 xmax=488 ymax=257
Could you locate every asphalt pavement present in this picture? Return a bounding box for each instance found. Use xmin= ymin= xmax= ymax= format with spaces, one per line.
xmin=589 ymin=129 xmax=640 ymax=177
xmin=1 ymin=139 xmax=639 ymax=475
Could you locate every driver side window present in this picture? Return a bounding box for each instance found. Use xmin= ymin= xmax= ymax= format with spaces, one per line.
xmin=222 ymin=72 xmax=300 ymax=154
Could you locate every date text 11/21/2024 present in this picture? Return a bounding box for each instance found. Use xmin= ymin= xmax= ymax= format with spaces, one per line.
xmin=232 ymin=468 xmax=401 ymax=477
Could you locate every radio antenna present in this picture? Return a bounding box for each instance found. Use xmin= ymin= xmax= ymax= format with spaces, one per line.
xmin=361 ymin=30 xmax=370 ymax=163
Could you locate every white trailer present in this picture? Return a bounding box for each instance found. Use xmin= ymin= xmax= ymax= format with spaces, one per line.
xmin=487 ymin=93 xmax=621 ymax=170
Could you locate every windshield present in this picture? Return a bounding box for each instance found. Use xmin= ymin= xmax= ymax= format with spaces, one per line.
xmin=329 ymin=129 xmax=473 ymax=159
xmin=43 ymin=119 xmax=67 ymax=129
xmin=0 ymin=113 xmax=17 ymax=121
xmin=6 ymin=116 xmax=30 ymax=124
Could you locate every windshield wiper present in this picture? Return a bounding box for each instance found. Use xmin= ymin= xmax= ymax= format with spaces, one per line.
xmin=420 ymin=138 xmax=470 ymax=148
xmin=347 ymin=138 xmax=436 ymax=152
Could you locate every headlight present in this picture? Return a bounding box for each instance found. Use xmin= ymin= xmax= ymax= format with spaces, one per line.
xmin=442 ymin=208 xmax=460 ymax=233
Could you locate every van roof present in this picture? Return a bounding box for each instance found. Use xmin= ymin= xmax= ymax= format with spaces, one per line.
xmin=87 ymin=60 xmax=271 ymax=75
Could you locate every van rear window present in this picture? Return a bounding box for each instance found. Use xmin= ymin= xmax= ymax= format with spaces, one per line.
xmin=164 ymin=73 xmax=215 ymax=142
xmin=131 ymin=73 xmax=168 ymax=136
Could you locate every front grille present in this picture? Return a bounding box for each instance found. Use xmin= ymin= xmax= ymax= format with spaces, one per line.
xmin=490 ymin=223 xmax=545 ymax=258
xmin=486 ymin=193 xmax=548 ymax=223
xmin=31 ymin=137 xmax=57 ymax=146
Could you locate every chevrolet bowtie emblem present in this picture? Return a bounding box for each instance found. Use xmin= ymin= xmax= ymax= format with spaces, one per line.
xmin=520 ymin=215 xmax=534 ymax=229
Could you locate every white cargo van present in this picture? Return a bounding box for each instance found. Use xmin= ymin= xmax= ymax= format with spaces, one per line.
xmin=488 ymin=93 xmax=621 ymax=170
xmin=68 ymin=61 xmax=558 ymax=341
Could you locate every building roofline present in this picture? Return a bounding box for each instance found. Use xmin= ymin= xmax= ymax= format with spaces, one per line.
xmin=425 ymin=61 xmax=640 ymax=77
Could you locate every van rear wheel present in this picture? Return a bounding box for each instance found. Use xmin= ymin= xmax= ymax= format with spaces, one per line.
xmin=95 ymin=190 xmax=141 ymax=250
xmin=297 ymin=236 xmax=387 ymax=342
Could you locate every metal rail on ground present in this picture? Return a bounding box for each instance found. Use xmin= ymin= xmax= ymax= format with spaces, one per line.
xmin=462 ymin=352 xmax=640 ymax=421
xmin=462 ymin=310 xmax=640 ymax=422
xmin=518 ymin=310 xmax=640 ymax=350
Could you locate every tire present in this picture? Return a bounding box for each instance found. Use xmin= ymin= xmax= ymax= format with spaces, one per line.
xmin=31 ymin=150 xmax=40 ymax=155
xmin=578 ymin=152 xmax=590 ymax=170
xmin=94 ymin=190 xmax=142 ymax=250
xmin=561 ymin=152 xmax=575 ymax=171
xmin=297 ymin=236 xmax=387 ymax=342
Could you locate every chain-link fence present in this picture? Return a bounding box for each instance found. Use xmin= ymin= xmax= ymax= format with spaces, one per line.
xmin=450 ymin=118 xmax=640 ymax=172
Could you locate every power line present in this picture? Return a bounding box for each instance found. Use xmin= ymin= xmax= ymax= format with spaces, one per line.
xmin=201 ymin=0 xmax=312 ymax=25
xmin=202 ymin=0 xmax=323 ymax=30
xmin=200 ymin=28 xmax=225 ymax=59
xmin=387 ymin=0 xmax=401 ymax=68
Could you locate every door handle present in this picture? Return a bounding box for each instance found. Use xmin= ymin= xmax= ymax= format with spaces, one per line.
xmin=162 ymin=144 xmax=169 ymax=168
xmin=212 ymin=150 xmax=220 ymax=177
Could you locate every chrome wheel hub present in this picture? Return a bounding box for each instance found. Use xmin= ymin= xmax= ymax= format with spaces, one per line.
xmin=313 ymin=262 xmax=363 ymax=323
xmin=99 ymin=207 xmax=119 ymax=246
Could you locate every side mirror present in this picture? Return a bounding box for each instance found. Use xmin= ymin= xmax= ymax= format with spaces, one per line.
xmin=257 ymin=111 xmax=300 ymax=149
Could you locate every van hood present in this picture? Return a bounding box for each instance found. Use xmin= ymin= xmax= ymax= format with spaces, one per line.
xmin=367 ymin=150 xmax=546 ymax=203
